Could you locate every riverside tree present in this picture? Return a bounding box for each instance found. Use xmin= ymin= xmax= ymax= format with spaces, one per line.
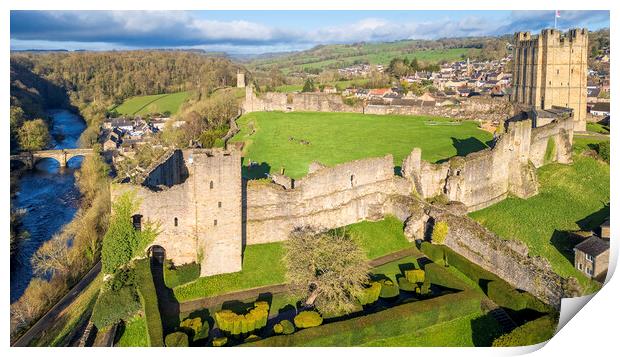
xmin=284 ymin=228 xmax=369 ymax=316
xmin=17 ymin=119 xmax=50 ymax=151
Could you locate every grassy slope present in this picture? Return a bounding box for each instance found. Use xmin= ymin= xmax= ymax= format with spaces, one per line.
xmin=231 ymin=111 xmax=492 ymax=179
xmin=30 ymin=273 xmax=103 ymax=347
xmin=111 ymin=91 xmax=190 ymax=116
xmin=252 ymin=46 xmax=479 ymax=73
xmin=116 ymin=315 xmax=148 ymax=347
xmin=469 ymin=144 xmax=609 ymax=294
xmin=586 ymin=122 xmax=610 ymax=134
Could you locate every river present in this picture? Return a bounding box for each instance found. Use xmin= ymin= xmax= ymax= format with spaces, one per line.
xmin=10 ymin=109 xmax=87 ymax=303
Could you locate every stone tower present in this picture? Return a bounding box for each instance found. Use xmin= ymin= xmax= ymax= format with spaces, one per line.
xmin=511 ymin=28 xmax=588 ymax=131
xmin=237 ymin=71 xmax=246 ymax=88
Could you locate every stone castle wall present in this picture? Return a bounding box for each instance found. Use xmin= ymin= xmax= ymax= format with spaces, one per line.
xmin=402 ymin=118 xmax=572 ymax=211
xmin=245 ymin=155 xmax=410 ymax=244
xmin=243 ymin=86 xmax=512 ymax=121
xmin=112 ymin=148 xmax=243 ymax=276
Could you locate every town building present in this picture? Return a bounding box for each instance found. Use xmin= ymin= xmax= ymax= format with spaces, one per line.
xmin=574 ymin=235 xmax=610 ymax=281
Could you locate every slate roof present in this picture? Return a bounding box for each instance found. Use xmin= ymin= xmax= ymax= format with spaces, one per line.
xmin=592 ymin=102 xmax=610 ymax=112
xmin=575 ymin=236 xmax=610 ymax=257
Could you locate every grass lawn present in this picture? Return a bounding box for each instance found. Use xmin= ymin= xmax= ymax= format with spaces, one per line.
xmin=470 ymin=151 xmax=609 ymax=294
xmin=30 ymin=273 xmax=103 ymax=347
xmin=173 ymin=242 xmax=287 ymax=302
xmin=341 ymin=215 xmax=413 ymax=259
xmin=360 ymin=311 xmax=503 ymax=347
xmin=231 ymin=111 xmax=492 ymax=179
xmin=111 ymin=91 xmax=190 ymax=116
xmin=586 ymin=122 xmax=610 ymax=134
xmin=116 ymin=315 xmax=148 ymax=347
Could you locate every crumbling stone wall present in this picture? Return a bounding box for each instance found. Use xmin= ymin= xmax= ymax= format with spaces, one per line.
xmin=243 ymin=86 xmax=288 ymax=112
xmin=427 ymin=207 xmax=577 ymax=307
xmin=402 ymin=118 xmax=572 ymax=211
xmin=291 ymin=93 xmax=362 ymax=113
xmin=244 ymin=155 xmax=411 ymax=244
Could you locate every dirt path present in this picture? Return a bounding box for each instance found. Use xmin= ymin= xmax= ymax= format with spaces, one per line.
xmin=11 ymin=261 xmax=102 ymax=347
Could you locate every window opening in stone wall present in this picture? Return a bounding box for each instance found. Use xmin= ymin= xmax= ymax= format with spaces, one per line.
xmin=174 ymin=217 xmax=178 ymax=227
xmin=218 ymin=201 xmax=222 ymax=208
xmin=132 ymin=214 xmax=142 ymax=231
xmin=214 ymin=219 xmax=218 ymax=226
xmin=210 ymin=181 xmax=214 ymax=189
xmin=350 ymin=175 xmax=355 ymax=188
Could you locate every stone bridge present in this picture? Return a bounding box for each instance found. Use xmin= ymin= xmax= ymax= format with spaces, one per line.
xmin=10 ymin=148 xmax=94 ymax=169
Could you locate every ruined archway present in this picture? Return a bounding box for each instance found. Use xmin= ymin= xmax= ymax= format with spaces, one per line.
xmin=148 ymin=245 xmax=166 ymax=266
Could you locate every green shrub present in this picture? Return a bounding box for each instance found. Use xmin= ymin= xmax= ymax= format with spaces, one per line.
xmin=214 ymin=301 xmax=270 ymax=335
xmin=405 ymin=269 xmax=425 ymax=284
xmin=397 ymin=277 xmax=417 ymax=292
xmin=212 ymin=336 xmax=228 ymax=347
xmin=179 ymin=317 xmax=206 ymax=342
xmin=356 ymin=282 xmax=382 ymax=305
xmin=279 ymin=320 xmax=295 ymax=335
xmin=244 ymin=334 xmax=261 ymax=343
xmin=107 ymin=266 xmax=136 ymax=291
xmin=492 ymin=315 xmax=557 ymax=346
xmin=421 ymin=279 xmax=431 ymax=295
xmin=597 ymin=141 xmax=610 ymax=163
xmin=164 ymin=261 xmax=200 ymax=288
xmin=379 ymin=279 xmax=400 ymax=299
xmin=135 ymin=259 xmax=164 ymax=346
xmin=91 ymin=286 xmax=141 ymax=329
xmin=431 ymin=221 xmax=449 ymax=244
xmin=420 ymin=242 xmax=445 ymax=262
xmin=294 ymin=311 xmax=323 ymax=329
xmin=165 ymin=332 xmax=189 ymax=347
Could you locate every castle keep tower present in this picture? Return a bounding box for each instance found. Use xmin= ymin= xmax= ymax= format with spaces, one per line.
xmin=511 ymin=29 xmax=588 ymax=131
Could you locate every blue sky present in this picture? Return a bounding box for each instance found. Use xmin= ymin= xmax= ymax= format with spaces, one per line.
xmin=10 ymin=10 xmax=610 ymax=54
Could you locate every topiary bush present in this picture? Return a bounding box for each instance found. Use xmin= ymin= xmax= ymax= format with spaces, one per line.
xmin=214 ymin=301 xmax=270 ymax=336
xmin=165 ymin=332 xmax=189 ymax=347
xmin=405 ymin=269 xmax=425 ymax=284
xmin=212 ymin=336 xmax=227 ymax=347
xmin=294 ymin=311 xmax=323 ymax=329
xmin=356 ymin=282 xmax=382 ymax=305
xmin=279 ymin=319 xmax=295 ymax=335
xmin=431 ymin=221 xmax=449 ymax=244
xmin=397 ymin=277 xmax=417 ymax=292
xmin=379 ymin=278 xmax=400 ymax=299
xmin=179 ymin=317 xmax=203 ymax=342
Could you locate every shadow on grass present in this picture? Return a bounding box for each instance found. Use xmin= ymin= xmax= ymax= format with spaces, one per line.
xmin=576 ymin=203 xmax=609 ymax=232
xmin=242 ymin=161 xmax=271 ymax=179
xmin=470 ymin=313 xmax=506 ymax=346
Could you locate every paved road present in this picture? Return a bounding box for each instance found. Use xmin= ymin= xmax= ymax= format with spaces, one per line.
xmin=11 ymin=261 xmax=102 ymax=347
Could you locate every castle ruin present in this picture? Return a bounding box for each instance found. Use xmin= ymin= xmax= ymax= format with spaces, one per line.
xmin=511 ymin=29 xmax=588 ymax=131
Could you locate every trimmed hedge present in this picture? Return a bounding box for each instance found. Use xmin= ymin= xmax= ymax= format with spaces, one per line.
xmin=212 ymin=336 xmax=228 ymax=347
xmin=135 ymin=259 xmax=164 ymax=347
xmin=91 ymin=285 xmax=141 ymax=329
xmin=245 ymin=289 xmax=481 ymax=346
xmin=215 ymin=301 xmax=269 ymax=335
xmin=180 ymin=317 xmax=209 ymax=342
xmin=165 ymin=332 xmax=189 ymax=347
xmin=431 ymin=221 xmax=448 ymax=244
xmin=294 ymin=311 xmax=323 ymax=329
xmin=492 ymin=315 xmax=557 ymax=346
xmin=397 ymin=277 xmax=417 ymax=292
xmin=164 ymin=261 xmax=200 ymax=288
xmin=356 ymin=282 xmax=382 ymax=305
xmin=405 ymin=269 xmax=425 ymax=284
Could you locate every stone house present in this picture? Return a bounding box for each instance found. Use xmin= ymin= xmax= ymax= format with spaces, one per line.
xmin=590 ymin=102 xmax=610 ymax=116
xmin=574 ymin=235 xmax=610 ymax=281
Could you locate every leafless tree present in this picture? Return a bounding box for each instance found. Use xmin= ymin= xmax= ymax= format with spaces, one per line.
xmin=284 ymin=227 xmax=370 ymax=316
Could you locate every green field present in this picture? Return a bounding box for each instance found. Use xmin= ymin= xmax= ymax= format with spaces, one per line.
xmin=111 ymin=91 xmax=191 ymax=116
xmin=340 ymin=215 xmax=413 ymax=259
xmin=116 ymin=315 xmax=148 ymax=347
xmin=251 ymin=44 xmax=480 ymax=73
xmin=231 ymin=111 xmax=492 ymax=179
xmin=586 ymin=122 xmax=610 ymax=134
xmin=470 ymin=146 xmax=609 ymax=294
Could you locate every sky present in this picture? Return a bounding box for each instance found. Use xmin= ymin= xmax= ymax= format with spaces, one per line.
xmin=9 ymin=10 xmax=610 ymax=55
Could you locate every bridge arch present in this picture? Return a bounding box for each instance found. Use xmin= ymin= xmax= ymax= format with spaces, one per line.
xmin=66 ymin=155 xmax=86 ymax=168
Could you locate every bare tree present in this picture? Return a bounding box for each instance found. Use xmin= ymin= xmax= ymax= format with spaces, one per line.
xmin=31 ymin=232 xmax=71 ymax=278
xmin=284 ymin=227 xmax=370 ymax=316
